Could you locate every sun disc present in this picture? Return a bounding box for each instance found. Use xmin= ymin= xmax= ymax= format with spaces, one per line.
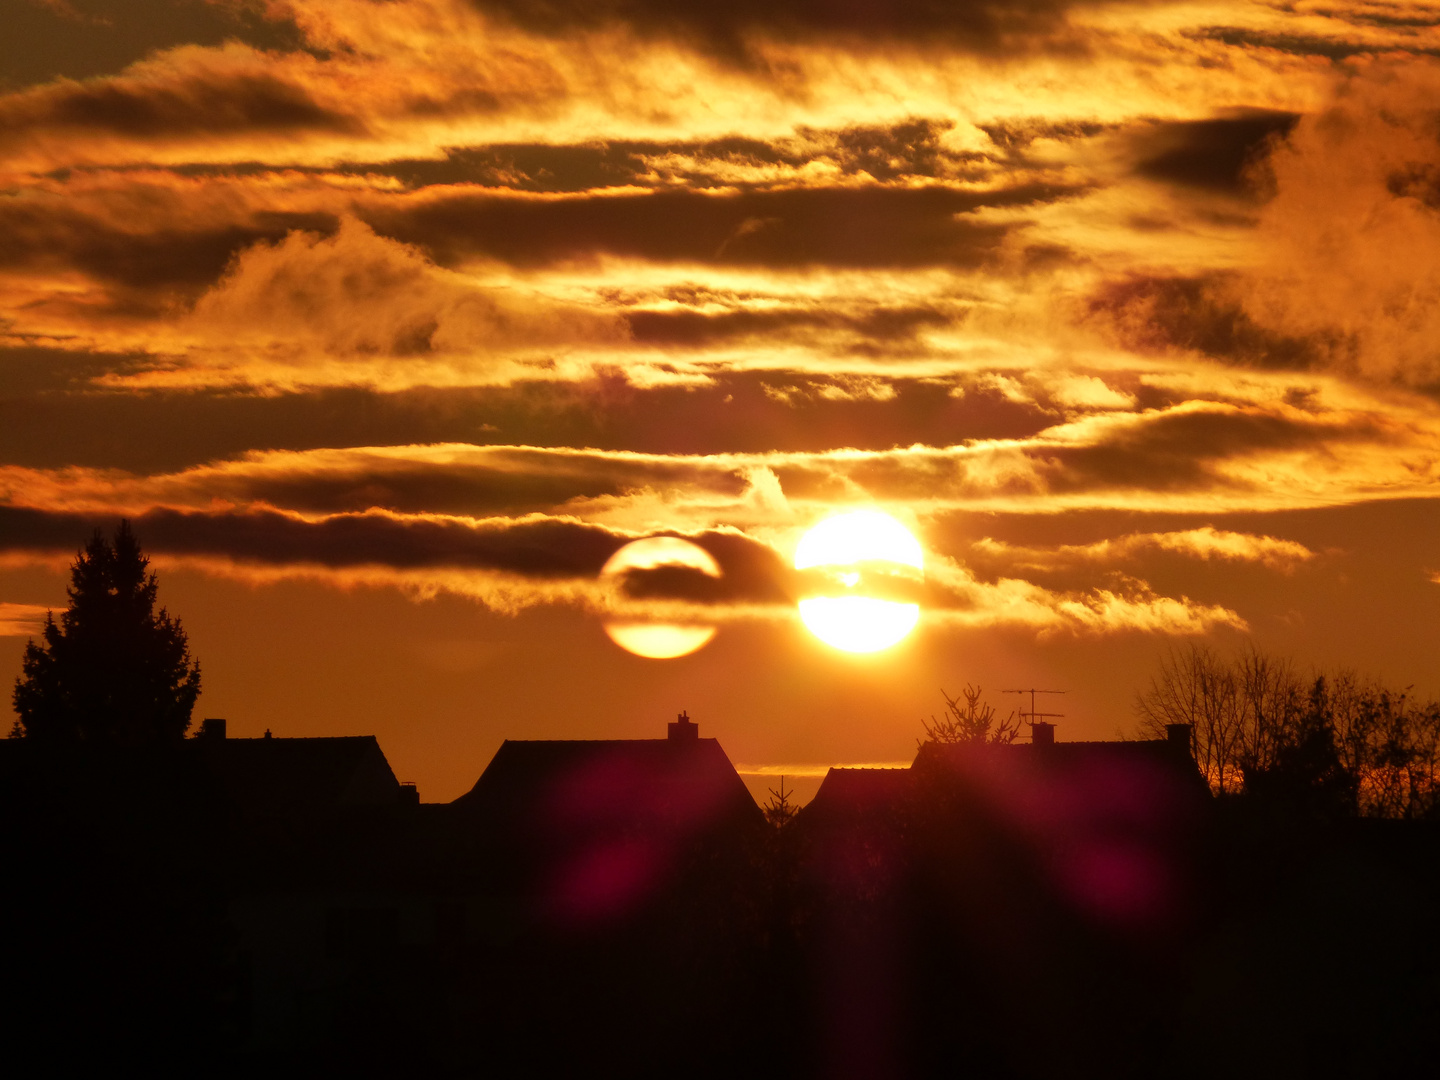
xmin=601 ymin=537 xmax=721 ymax=659
xmin=794 ymin=511 xmax=924 ymax=653
xmin=603 ymin=622 xmax=717 ymax=660
xmin=794 ymin=509 xmax=923 ymax=572
xmin=799 ymin=597 xmax=920 ymax=653
xmin=602 ymin=536 xmax=722 ymax=577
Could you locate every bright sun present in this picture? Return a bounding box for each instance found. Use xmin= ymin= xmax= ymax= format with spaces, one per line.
xmin=793 ymin=510 xmax=923 ymax=653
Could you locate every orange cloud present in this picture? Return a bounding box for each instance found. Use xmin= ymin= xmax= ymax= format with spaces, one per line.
xmin=924 ymin=556 xmax=1246 ymax=636
xmin=0 ymin=0 xmax=1348 ymax=177
xmin=2 ymin=0 xmax=1439 ymax=654
xmin=0 ymin=602 xmax=52 ymax=637
xmin=0 ymin=499 xmax=1241 ymax=637
xmin=3 ymin=378 xmax=1439 ymax=525
xmin=183 ymin=216 xmax=627 ymax=380
xmin=972 ymin=527 xmax=1317 ymax=571
xmin=1235 ymin=57 xmax=1440 ymax=388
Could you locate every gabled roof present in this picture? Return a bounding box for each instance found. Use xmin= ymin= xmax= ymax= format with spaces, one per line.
xmin=803 ymin=735 xmax=1208 ymax=828
xmin=454 ymin=736 xmax=762 ymax=836
xmin=201 ymin=735 xmax=403 ymax=817
xmin=444 ymin=734 xmax=764 ymax=925
xmin=912 ymin=736 xmax=1203 ymax=777
xmin=802 ymin=766 xmax=915 ymax=826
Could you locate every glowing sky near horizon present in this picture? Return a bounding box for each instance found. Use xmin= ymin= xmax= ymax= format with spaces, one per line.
xmin=5 ymin=0 xmax=1440 ymax=802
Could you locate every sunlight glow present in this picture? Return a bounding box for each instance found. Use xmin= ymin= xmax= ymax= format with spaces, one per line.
xmin=601 ymin=537 xmax=721 ymax=658
xmin=602 ymin=622 xmax=718 ymax=659
xmin=600 ymin=536 xmax=723 ymax=579
xmin=798 ymin=596 xmax=921 ymax=653
xmin=794 ymin=510 xmax=924 ymax=653
xmin=794 ymin=510 xmax=925 ymax=572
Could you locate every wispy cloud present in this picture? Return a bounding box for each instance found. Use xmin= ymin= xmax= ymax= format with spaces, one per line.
xmin=923 ymin=556 xmax=1246 ymax=637
xmin=1 ymin=382 xmax=1437 ymax=528
xmin=972 ymin=527 xmax=1317 ymax=572
xmin=0 ymin=601 xmax=51 ymax=638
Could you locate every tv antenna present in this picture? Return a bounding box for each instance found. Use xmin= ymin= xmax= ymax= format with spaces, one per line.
xmin=1002 ymin=688 xmax=1066 ymax=733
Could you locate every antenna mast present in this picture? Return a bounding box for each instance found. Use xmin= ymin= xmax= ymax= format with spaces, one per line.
xmin=1002 ymin=688 xmax=1066 ymax=735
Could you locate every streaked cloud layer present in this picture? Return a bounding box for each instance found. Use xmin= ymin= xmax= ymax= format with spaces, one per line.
xmin=5 ymin=0 xmax=1440 ymax=794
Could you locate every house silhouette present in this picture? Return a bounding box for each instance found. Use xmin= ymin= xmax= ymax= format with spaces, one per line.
xmin=212 ymin=711 xmax=766 ymax=1070
xmin=6 ymin=714 xmax=1440 ymax=1075
xmin=457 ymin=711 xmax=758 ymax=832
xmin=196 ymin=721 xmax=413 ymax=818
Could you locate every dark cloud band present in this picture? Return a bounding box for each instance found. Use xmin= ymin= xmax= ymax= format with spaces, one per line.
xmin=468 ymin=0 xmax=1100 ymax=62
xmin=370 ymin=181 xmax=1078 ymax=269
xmin=0 ymin=505 xmax=795 ymax=605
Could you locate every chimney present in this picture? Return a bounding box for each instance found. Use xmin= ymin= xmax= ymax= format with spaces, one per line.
xmin=1031 ymin=721 xmax=1055 ymax=748
xmin=399 ymin=782 xmax=419 ymax=806
xmin=668 ymin=710 xmax=698 ymax=742
xmin=199 ymin=717 xmax=226 ymax=740
xmin=1166 ymin=723 xmax=1193 ymax=757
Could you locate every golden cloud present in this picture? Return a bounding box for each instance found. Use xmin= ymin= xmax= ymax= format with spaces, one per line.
xmin=0 ymin=601 xmax=53 ymax=638
xmin=183 ymin=216 xmax=627 ymax=381
xmin=1237 ymin=58 xmax=1440 ymax=388
xmin=923 ymin=556 xmax=1246 ymax=636
xmin=3 ymin=372 xmax=1440 ymax=526
xmin=971 ymin=527 xmax=1317 ymax=572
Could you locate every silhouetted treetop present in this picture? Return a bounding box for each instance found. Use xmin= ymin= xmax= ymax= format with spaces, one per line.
xmin=920 ymin=684 xmax=1020 ymax=746
xmin=763 ymin=776 xmax=799 ymax=830
xmin=1136 ymin=643 xmax=1440 ymax=818
xmin=12 ymin=521 xmax=201 ymax=745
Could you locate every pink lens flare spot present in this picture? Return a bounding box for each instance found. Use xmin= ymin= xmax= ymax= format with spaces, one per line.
xmin=547 ymin=838 xmax=661 ymax=925
xmin=1058 ymin=841 xmax=1174 ymax=927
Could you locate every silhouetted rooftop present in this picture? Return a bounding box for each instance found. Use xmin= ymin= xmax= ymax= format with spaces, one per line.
xmin=454 ymin=735 xmax=761 ymax=834
xmin=913 ymin=734 xmax=1201 ymax=774
xmin=801 ymin=767 xmax=915 ymax=824
xmin=804 ymin=732 xmax=1207 ymax=827
xmin=0 ymin=732 xmax=408 ymax=821
xmin=200 ymin=734 xmax=404 ymax=817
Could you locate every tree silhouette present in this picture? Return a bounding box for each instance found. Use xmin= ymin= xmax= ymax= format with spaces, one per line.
xmin=1135 ymin=643 xmax=1310 ymax=794
xmin=1324 ymin=672 xmax=1440 ymax=819
xmin=1135 ymin=644 xmax=1247 ymax=793
xmin=1240 ymin=675 xmax=1358 ymax=818
xmin=11 ymin=521 xmax=201 ymax=744
xmin=920 ymin=684 xmax=1020 ymax=746
xmin=1135 ymin=643 xmax=1440 ymax=817
xmin=762 ymin=776 xmax=799 ymax=830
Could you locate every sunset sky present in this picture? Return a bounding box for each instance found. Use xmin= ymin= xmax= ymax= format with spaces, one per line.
xmin=5 ymin=0 xmax=1440 ymax=802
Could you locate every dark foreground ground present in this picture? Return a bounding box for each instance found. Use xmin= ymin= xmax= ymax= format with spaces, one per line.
xmin=2 ymin=739 xmax=1438 ymax=1077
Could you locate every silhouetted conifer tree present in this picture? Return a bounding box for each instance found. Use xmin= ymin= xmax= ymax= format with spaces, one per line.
xmin=11 ymin=521 xmax=200 ymax=744
xmin=920 ymin=684 xmax=1020 ymax=746
xmin=763 ymin=776 xmax=799 ymax=830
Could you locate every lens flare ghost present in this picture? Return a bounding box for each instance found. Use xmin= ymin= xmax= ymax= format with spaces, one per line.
xmin=601 ymin=537 xmax=721 ymax=659
xmin=794 ymin=510 xmax=923 ymax=653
